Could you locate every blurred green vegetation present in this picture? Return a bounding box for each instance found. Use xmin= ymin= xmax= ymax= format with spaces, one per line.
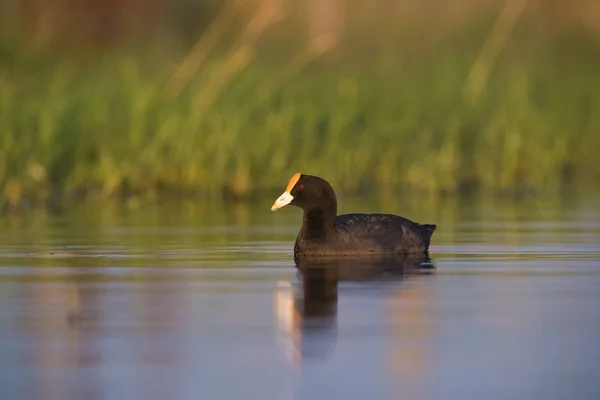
xmin=1 ymin=0 xmax=599 ymax=208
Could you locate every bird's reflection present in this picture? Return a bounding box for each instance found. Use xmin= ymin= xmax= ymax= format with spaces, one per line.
xmin=276 ymin=253 xmax=435 ymax=364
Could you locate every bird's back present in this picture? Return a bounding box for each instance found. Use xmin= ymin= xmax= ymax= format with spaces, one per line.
xmin=334 ymin=213 xmax=435 ymax=254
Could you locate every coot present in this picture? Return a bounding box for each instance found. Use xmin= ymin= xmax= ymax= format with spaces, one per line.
xmin=271 ymin=173 xmax=436 ymax=257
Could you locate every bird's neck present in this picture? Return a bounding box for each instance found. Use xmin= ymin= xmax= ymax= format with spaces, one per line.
xmin=300 ymin=205 xmax=337 ymax=240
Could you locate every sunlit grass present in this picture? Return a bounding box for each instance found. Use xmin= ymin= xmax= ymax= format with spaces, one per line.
xmin=1 ymin=11 xmax=599 ymax=208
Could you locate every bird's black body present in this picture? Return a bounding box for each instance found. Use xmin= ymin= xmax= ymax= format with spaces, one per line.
xmin=294 ymin=213 xmax=435 ymax=257
xmin=272 ymin=173 xmax=437 ymax=257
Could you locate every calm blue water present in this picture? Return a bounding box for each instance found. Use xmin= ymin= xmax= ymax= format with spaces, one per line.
xmin=1 ymin=195 xmax=599 ymax=400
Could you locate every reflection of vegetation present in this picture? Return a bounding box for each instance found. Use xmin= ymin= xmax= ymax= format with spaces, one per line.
xmin=1 ymin=2 xmax=599 ymax=207
xmin=0 ymin=193 xmax=594 ymax=265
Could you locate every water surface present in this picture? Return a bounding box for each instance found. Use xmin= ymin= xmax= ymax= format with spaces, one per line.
xmin=1 ymin=195 xmax=599 ymax=400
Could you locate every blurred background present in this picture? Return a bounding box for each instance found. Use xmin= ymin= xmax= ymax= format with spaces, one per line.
xmin=1 ymin=0 xmax=599 ymax=209
xmin=2 ymin=3 xmax=600 ymax=399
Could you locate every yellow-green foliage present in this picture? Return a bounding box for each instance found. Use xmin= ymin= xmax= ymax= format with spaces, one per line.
xmin=1 ymin=7 xmax=599 ymax=208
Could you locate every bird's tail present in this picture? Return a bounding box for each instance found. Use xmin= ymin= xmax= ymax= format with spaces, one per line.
xmin=418 ymin=224 xmax=437 ymax=249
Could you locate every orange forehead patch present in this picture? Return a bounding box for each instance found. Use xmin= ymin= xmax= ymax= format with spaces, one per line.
xmin=285 ymin=172 xmax=302 ymax=193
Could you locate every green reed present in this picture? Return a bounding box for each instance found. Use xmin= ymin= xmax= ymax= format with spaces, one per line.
xmin=1 ymin=14 xmax=599 ymax=208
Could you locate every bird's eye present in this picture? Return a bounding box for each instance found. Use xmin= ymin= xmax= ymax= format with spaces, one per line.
xmin=296 ymin=184 xmax=304 ymax=190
